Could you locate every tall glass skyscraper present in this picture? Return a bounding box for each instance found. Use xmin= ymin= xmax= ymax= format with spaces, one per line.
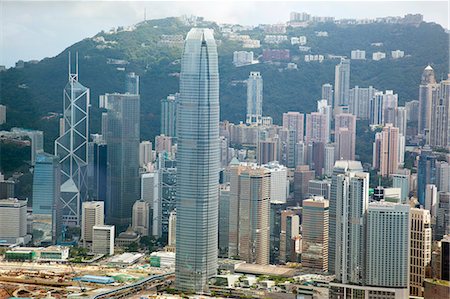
xmin=334 ymin=58 xmax=350 ymax=109
xmin=417 ymin=147 xmax=436 ymax=206
xmin=175 ymin=28 xmax=220 ymax=292
xmin=55 ymin=54 xmax=89 ymax=226
xmin=125 ymin=72 xmax=140 ymax=95
xmin=246 ymin=71 xmax=263 ymax=126
xmin=105 ymin=93 xmax=140 ymax=228
xmin=160 ymin=93 xmax=179 ymax=137
xmin=32 ymin=152 xmax=62 ymax=244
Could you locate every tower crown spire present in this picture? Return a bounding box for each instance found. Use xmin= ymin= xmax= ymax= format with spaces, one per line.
xmin=68 ymin=51 xmax=79 ymax=81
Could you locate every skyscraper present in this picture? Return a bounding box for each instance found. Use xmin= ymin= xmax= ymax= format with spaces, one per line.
xmin=55 ymin=54 xmax=89 ymax=226
xmin=218 ymin=184 xmax=230 ymax=257
xmin=32 ymin=152 xmax=61 ymax=244
xmin=246 ymin=71 xmax=263 ymax=126
xmin=366 ymin=202 xmax=410 ymax=291
xmin=105 ymin=93 xmax=140 ymax=228
xmin=410 ymin=208 xmax=432 ymax=297
xmin=0 ymin=199 xmax=30 ymax=245
xmin=418 ymin=65 xmax=437 ymax=135
xmin=161 ymin=93 xmax=179 ymax=137
xmin=302 ymin=196 xmax=329 ymax=271
xmin=92 ymin=225 xmax=114 ymax=256
xmin=140 ymin=171 xmax=158 ymax=235
xmin=334 ymin=113 xmax=356 ymax=160
xmin=328 ymin=160 xmax=368 ymax=284
xmin=132 ymin=200 xmax=151 ymax=237
xmin=321 ymin=83 xmax=334 ymax=107
xmin=348 ymin=86 xmax=377 ymax=119
xmin=293 ymin=165 xmax=315 ymax=205
xmin=139 ymin=141 xmax=153 ymax=167
xmin=417 ymin=147 xmax=436 ymax=206
xmin=155 ymin=154 xmax=177 ymax=242
xmin=305 ymin=112 xmax=328 ymax=144
xmin=373 ymin=124 xmax=399 ymax=177
xmin=392 ymin=173 xmax=410 ymax=202
xmin=334 ymin=58 xmax=350 ymax=109
xmin=175 ymin=28 xmax=220 ymax=292
xmin=317 ymin=99 xmax=332 ymax=143
xmin=125 ymin=72 xmax=139 ymax=95
xmin=430 ymin=75 xmax=450 ymax=147
xmin=87 ymin=138 xmax=107 ymax=202
xmin=282 ymin=112 xmax=304 ymax=142
xmin=262 ymin=161 xmax=288 ymax=203
xmin=81 ymin=201 xmax=104 ymax=245
xmin=381 ymin=90 xmax=398 ymax=124
xmin=279 ymin=209 xmax=300 ymax=263
xmin=231 ymin=164 xmax=271 ymax=265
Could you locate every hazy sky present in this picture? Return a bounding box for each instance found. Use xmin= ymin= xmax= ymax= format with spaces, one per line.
xmin=1 ymin=0 xmax=448 ymax=67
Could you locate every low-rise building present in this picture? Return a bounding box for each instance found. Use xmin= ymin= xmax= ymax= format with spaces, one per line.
xmin=115 ymin=226 xmax=140 ymax=247
xmin=149 ymin=251 xmax=175 ymax=268
xmin=372 ymin=51 xmax=386 ymax=61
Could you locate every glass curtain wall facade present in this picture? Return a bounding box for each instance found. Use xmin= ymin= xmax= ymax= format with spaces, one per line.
xmin=175 ymin=28 xmax=220 ymax=292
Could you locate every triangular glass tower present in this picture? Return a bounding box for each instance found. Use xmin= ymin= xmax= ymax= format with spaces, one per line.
xmin=55 ymin=52 xmax=89 ymax=226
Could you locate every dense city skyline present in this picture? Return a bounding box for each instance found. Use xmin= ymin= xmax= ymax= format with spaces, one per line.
xmin=0 ymin=4 xmax=449 ymax=298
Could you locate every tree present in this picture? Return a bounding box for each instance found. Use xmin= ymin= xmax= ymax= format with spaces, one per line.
xmin=126 ymin=242 xmax=139 ymax=252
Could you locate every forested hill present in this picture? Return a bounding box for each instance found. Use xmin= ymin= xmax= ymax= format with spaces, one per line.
xmin=0 ymin=17 xmax=448 ymax=153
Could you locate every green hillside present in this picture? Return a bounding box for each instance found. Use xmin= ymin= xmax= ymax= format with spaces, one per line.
xmin=0 ymin=17 xmax=448 ymax=153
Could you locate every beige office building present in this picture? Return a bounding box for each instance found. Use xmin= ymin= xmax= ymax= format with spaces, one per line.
xmin=81 ymin=201 xmax=104 ymax=245
xmin=334 ymin=113 xmax=356 ymax=160
xmin=302 ymin=196 xmax=329 ymax=271
xmin=229 ymin=163 xmax=271 ymax=265
xmin=132 ymin=200 xmax=150 ymax=236
xmin=373 ymin=124 xmax=399 ymax=177
xmin=410 ymin=208 xmax=432 ymax=297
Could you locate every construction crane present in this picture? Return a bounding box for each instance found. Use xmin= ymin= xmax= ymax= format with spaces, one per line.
xmin=69 ymin=262 xmax=86 ymax=293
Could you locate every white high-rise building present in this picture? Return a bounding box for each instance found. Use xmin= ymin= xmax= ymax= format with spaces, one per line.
xmin=92 ymin=225 xmax=114 ymax=255
xmin=139 ymin=141 xmax=153 ymax=166
xmin=81 ymin=201 xmax=104 ymax=245
xmin=246 ymin=71 xmax=263 ymax=126
xmin=418 ymin=65 xmax=437 ymax=135
xmin=168 ymin=210 xmax=176 ymax=246
xmin=392 ymin=173 xmax=410 ymax=202
xmin=132 ymin=200 xmax=150 ymax=236
xmin=322 ymin=83 xmax=333 ymax=107
xmin=317 ymin=99 xmax=331 ymax=143
xmin=436 ymin=161 xmax=450 ymax=192
xmin=366 ymin=202 xmax=410 ymax=289
xmin=262 ymin=161 xmax=288 ymax=203
xmin=324 ymin=143 xmax=335 ymax=177
xmin=328 ymin=160 xmax=368 ymax=284
xmin=334 ymin=58 xmax=350 ymax=108
xmin=0 ymin=198 xmax=30 ymax=245
xmin=282 ymin=112 xmax=304 ymax=142
xmin=140 ymin=171 xmax=159 ymax=236
xmin=425 ymin=184 xmax=438 ymax=217
xmin=348 ymin=86 xmax=377 ymax=119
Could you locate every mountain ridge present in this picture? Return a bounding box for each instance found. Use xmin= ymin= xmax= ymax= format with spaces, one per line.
xmin=0 ymin=17 xmax=448 ymax=154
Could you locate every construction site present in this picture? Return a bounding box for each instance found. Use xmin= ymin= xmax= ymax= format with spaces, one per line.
xmin=0 ymin=259 xmax=173 ymax=299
